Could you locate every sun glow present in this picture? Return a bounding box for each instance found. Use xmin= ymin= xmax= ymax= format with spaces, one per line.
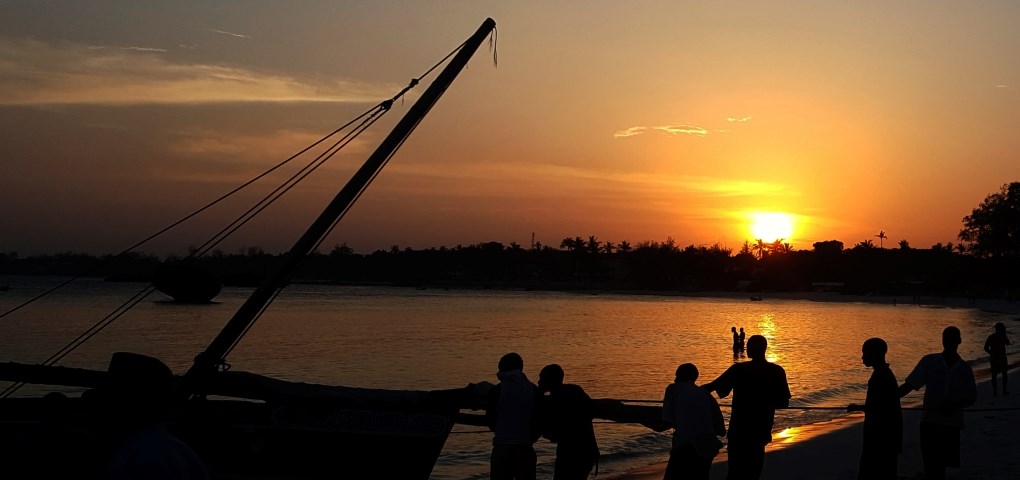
xmin=749 ymin=212 xmax=795 ymax=243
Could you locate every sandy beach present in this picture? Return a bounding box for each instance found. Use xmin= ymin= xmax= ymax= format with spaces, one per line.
xmin=607 ymin=366 xmax=1020 ymax=480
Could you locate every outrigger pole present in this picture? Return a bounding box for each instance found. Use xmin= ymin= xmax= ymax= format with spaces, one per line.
xmin=183 ymin=18 xmax=497 ymax=387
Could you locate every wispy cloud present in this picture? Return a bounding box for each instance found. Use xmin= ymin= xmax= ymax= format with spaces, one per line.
xmin=0 ymin=39 xmax=400 ymax=105
xmin=614 ymin=123 xmax=708 ymax=138
xmin=208 ymin=28 xmax=250 ymax=39
xmin=616 ymin=116 xmax=751 ymax=139
xmin=654 ymin=124 xmax=708 ymax=137
xmin=995 ymin=84 xmax=1009 ymax=89
xmin=123 ymin=46 xmax=168 ymax=53
xmin=613 ymin=126 xmax=648 ymax=138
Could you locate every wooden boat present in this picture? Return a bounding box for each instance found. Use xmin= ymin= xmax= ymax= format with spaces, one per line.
xmin=0 ymin=17 xmax=666 ymax=477
xmin=0 ymin=18 xmax=498 ymax=479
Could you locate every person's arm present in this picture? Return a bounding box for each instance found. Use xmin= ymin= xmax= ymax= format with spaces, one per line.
xmin=984 ymin=336 xmax=993 ymax=355
xmin=774 ymin=367 xmax=791 ymax=409
xmin=661 ymin=386 xmax=675 ymax=427
xmin=702 ymin=368 xmax=734 ymax=398
xmin=899 ymin=357 xmax=926 ymax=398
xmin=846 ymin=403 xmax=865 ymax=413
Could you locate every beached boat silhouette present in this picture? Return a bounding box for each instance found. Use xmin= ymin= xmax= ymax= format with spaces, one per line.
xmin=0 ymin=18 xmax=501 ymax=479
xmin=0 ymin=17 xmax=664 ymax=478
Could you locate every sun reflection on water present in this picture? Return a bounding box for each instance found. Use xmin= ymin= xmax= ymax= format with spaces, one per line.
xmin=757 ymin=312 xmax=784 ymax=363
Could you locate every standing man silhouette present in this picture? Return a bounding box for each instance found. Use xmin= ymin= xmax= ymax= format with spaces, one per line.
xmin=898 ymin=326 xmax=977 ymax=480
xmin=983 ymin=322 xmax=1011 ymax=396
xmin=661 ymin=363 xmax=726 ymax=480
xmin=738 ymin=328 xmax=746 ymax=354
xmin=487 ymin=352 xmax=541 ymax=480
xmin=537 ymin=364 xmax=599 ymax=480
xmin=847 ymin=338 xmax=902 ymax=480
xmin=702 ymin=335 xmax=791 ymax=480
xmin=731 ymin=327 xmax=740 ymax=358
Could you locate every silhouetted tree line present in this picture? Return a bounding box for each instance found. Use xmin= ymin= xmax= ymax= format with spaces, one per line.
xmin=3 ymin=182 xmax=1019 ymax=299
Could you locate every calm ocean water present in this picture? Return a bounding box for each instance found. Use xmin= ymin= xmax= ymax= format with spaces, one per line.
xmin=1 ymin=275 xmax=1016 ymax=479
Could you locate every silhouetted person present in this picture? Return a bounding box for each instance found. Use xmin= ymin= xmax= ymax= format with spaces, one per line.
xmin=738 ymin=328 xmax=746 ymax=353
xmin=661 ymin=363 xmax=726 ymax=480
xmin=487 ymin=352 xmax=540 ymax=480
xmin=93 ymin=352 xmax=211 ymax=480
xmin=847 ymin=338 xmax=902 ymax=480
xmin=731 ymin=327 xmax=740 ymax=357
xmin=983 ymin=322 xmax=1011 ymax=396
xmin=702 ymin=335 xmax=791 ymax=480
xmin=537 ymin=364 xmax=599 ymax=480
xmin=898 ymin=326 xmax=977 ymax=480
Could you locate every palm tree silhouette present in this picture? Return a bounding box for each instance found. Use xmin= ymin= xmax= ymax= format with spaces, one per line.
xmin=875 ymin=230 xmax=887 ymax=248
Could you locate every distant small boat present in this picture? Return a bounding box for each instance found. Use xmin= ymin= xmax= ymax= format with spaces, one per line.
xmin=749 ymin=296 xmax=763 ymax=301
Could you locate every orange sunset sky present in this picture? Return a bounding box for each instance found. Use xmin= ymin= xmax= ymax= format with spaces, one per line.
xmin=1 ymin=2 xmax=1019 ymax=256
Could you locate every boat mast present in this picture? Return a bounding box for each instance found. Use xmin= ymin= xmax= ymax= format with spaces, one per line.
xmin=184 ymin=18 xmax=496 ymax=384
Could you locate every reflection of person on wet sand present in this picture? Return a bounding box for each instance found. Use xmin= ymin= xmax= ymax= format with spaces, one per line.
xmin=702 ymin=335 xmax=791 ymax=480
xmin=898 ymin=326 xmax=977 ymax=480
xmin=983 ymin=322 xmax=1011 ymax=396
xmin=661 ymin=363 xmax=725 ymax=480
xmin=847 ymin=338 xmax=902 ymax=480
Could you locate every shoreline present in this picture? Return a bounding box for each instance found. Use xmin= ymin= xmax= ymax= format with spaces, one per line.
xmin=606 ymin=365 xmax=1020 ymax=480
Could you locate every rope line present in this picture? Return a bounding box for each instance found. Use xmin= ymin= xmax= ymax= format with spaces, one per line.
xmin=601 ymin=399 xmax=1020 ymax=412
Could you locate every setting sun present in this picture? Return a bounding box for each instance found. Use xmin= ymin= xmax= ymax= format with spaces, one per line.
xmin=749 ymin=212 xmax=795 ymax=243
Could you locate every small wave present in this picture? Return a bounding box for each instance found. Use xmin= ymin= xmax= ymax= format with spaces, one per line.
xmin=791 ymin=383 xmax=867 ymax=407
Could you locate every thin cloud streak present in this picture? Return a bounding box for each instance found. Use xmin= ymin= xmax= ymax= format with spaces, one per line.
xmin=208 ymin=28 xmax=250 ymax=39
xmin=123 ymin=46 xmax=168 ymax=53
xmin=0 ymin=39 xmax=400 ymax=105
xmin=614 ymin=123 xmax=708 ymax=138
xmin=654 ymin=124 xmax=708 ymax=137
xmin=613 ymin=126 xmax=647 ymax=138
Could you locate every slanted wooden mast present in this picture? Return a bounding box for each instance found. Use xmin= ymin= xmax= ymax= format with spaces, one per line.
xmin=184 ymin=18 xmax=497 ymax=386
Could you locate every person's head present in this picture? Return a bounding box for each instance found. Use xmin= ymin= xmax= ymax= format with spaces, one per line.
xmin=747 ymin=335 xmax=768 ymax=360
xmin=995 ymin=322 xmax=1006 ymax=335
xmin=498 ymin=352 xmax=524 ymax=373
xmin=861 ymin=337 xmax=887 ymax=367
xmin=942 ymin=326 xmax=962 ymax=353
xmin=538 ymin=364 xmax=564 ymax=393
xmin=739 ymin=327 xmax=744 ymax=332
xmin=674 ymin=363 xmax=699 ymax=383
xmin=732 ymin=326 xmax=737 ymax=333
